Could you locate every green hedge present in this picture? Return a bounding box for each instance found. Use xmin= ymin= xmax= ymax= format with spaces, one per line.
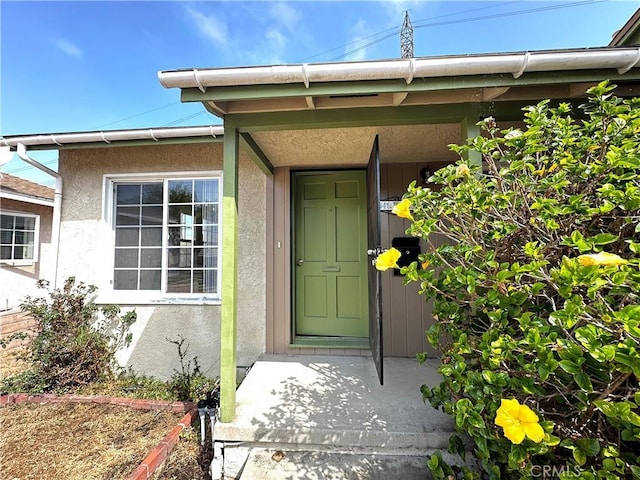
xmin=395 ymin=82 xmax=640 ymax=479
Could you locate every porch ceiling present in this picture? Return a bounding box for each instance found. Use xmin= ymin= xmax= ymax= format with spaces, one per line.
xmin=250 ymin=123 xmax=462 ymax=168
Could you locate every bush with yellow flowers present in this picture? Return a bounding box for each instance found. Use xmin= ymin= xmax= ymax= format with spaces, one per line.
xmin=396 ymin=82 xmax=640 ymax=479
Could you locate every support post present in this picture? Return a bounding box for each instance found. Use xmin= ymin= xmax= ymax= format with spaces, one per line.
xmin=220 ymin=126 xmax=239 ymax=422
xmin=460 ymin=116 xmax=482 ymax=171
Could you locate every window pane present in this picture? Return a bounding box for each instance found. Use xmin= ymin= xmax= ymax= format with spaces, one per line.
xmin=14 ymin=246 xmax=34 ymax=260
xmin=141 ymin=183 xmax=163 ymax=204
xmin=167 ymin=247 xmax=192 ymax=268
xmin=205 ymin=226 xmax=218 ymax=246
xmin=193 ymin=269 xmax=217 ymax=293
xmin=1 ymin=246 xmax=11 ymax=259
xmin=168 ymin=205 xmax=192 ymax=225
xmin=114 ymin=248 xmax=139 ymax=268
xmin=115 ymin=228 xmax=139 ymax=247
xmin=15 ymin=217 xmax=35 ymax=230
xmin=167 ymin=270 xmax=191 ymax=293
xmin=140 ymin=248 xmax=162 ymax=268
xmin=14 ymin=231 xmax=35 ymax=245
xmin=140 ymin=270 xmax=161 ymax=290
xmin=116 ymin=184 xmax=141 ymax=205
xmin=0 ymin=229 xmax=12 ymax=244
xmin=168 ymin=180 xmax=193 ymax=203
xmin=114 ymin=270 xmax=138 ymax=290
xmin=0 ymin=215 xmax=13 ymax=229
xmin=194 ymin=247 xmax=217 ymax=268
xmin=141 ymin=206 xmax=163 ymax=225
xmin=195 ymin=204 xmax=218 ymax=225
xmin=195 ymin=180 xmax=218 ymax=202
xmin=140 ymin=227 xmax=162 ymax=246
xmin=116 ymin=206 xmax=140 ymax=226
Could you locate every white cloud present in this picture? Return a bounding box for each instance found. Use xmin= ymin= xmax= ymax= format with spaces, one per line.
xmin=52 ymin=38 xmax=83 ymax=59
xmin=344 ymin=19 xmax=370 ymax=62
xmin=266 ymin=28 xmax=287 ymax=56
xmin=185 ymin=6 xmax=228 ymax=46
xmin=268 ymin=2 xmax=302 ymax=33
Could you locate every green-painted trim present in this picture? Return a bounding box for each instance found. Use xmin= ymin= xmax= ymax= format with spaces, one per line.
xmin=239 ymin=132 xmax=274 ymax=175
xmin=18 ymin=136 xmax=224 ymax=151
xmin=290 ymin=336 xmax=369 ymax=349
xmin=220 ymin=127 xmax=239 ymax=423
xmin=460 ymin=116 xmax=482 ymax=168
xmin=180 ymin=70 xmax=640 ymax=103
xmin=225 ymin=102 xmax=533 ymax=132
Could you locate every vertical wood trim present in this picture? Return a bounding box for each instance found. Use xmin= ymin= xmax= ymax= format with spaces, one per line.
xmin=220 ymin=127 xmax=239 ymax=423
xmin=272 ymin=167 xmax=289 ymax=354
xmin=461 ymin=117 xmax=482 ymax=168
xmin=265 ymin=174 xmax=275 ymax=354
xmin=283 ymin=168 xmax=292 ymax=348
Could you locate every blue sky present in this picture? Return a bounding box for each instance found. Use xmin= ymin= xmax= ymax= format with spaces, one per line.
xmin=1 ymin=0 xmax=638 ymax=185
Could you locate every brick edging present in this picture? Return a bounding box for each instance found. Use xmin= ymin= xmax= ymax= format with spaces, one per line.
xmin=126 ymin=408 xmax=198 ymax=480
xmin=0 ymin=393 xmax=199 ymax=480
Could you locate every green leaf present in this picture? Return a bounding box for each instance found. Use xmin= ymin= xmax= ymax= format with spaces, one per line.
xmin=574 ymin=372 xmax=594 ymax=392
xmin=573 ymin=448 xmax=587 ymax=466
xmin=559 ymin=360 xmax=582 ymax=375
xmin=590 ymin=233 xmax=619 ymax=245
xmin=575 ymin=438 xmax=600 ymax=456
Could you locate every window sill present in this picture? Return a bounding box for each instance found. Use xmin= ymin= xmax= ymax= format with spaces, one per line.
xmin=96 ymin=293 xmax=221 ymax=306
xmin=0 ymin=260 xmax=36 ymax=267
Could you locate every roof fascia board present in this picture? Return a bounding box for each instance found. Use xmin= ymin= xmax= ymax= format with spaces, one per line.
xmin=0 ymin=191 xmax=54 ymax=206
xmin=225 ymin=102 xmax=491 ymax=132
xmin=225 ymin=99 xmax=584 ymax=133
xmin=5 ymin=136 xmax=224 ymax=152
xmin=180 ymin=69 xmax=640 ymax=104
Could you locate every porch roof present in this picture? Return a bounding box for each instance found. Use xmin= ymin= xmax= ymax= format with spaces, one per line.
xmin=158 ymin=47 xmax=640 ymax=118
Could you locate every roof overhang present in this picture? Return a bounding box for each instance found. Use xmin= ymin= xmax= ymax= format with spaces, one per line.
xmin=158 ymin=47 xmax=640 ymax=118
xmin=0 ymin=190 xmax=54 ymax=207
xmin=0 ymin=125 xmax=224 ymax=151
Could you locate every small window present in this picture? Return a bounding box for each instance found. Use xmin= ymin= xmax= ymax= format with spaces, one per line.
xmin=0 ymin=213 xmax=39 ymax=263
xmin=111 ymin=176 xmax=221 ymax=296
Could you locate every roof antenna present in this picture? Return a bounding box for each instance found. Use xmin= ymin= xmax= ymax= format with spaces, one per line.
xmin=401 ymin=10 xmax=414 ymax=59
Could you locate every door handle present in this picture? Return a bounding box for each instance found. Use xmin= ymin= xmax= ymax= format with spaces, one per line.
xmin=296 ymin=259 xmax=304 ymax=266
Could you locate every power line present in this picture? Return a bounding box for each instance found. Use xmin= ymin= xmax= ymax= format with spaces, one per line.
xmin=92 ymin=101 xmax=180 ymax=129
xmin=327 ymin=0 xmax=604 ymax=62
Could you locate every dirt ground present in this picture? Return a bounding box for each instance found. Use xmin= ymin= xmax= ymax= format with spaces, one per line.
xmin=0 ymin=347 xmax=211 ymax=480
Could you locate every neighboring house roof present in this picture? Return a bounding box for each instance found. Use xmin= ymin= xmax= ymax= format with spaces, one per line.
xmin=0 ymin=125 xmax=224 ymax=151
xmin=610 ymin=9 xmax=640 ymax=46
xmin=0 ymin=172 xmax=54 ymax=206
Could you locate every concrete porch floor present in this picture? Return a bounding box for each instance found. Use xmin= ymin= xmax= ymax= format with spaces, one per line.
xmin=214 ymin=355 xmax=458 ymax=479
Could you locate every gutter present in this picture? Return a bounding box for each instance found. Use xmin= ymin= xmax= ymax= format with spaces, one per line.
xmin=1 ymin=125 xmax=224 ymax=149
xmin=158 ymin=47 xmax=640 ymax=91
xmin=16 ymin=143 xmax=62 ymax=289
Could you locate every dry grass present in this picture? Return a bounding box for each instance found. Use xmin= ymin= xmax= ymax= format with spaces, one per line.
xmin=0 ymin=346 xmax=211 ymax=480
xmin=0 ymin=402 xmax=184 ymax=480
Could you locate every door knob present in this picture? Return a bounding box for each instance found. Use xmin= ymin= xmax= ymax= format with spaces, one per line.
xmin=296 ymin=259 xmax=304 ymax=266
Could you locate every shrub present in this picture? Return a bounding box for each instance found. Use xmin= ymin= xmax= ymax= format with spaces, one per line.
xmin=1 ymin=277 xmax=136 ymax=392
xmin=398 ymin=82 xmax=640 ymax=479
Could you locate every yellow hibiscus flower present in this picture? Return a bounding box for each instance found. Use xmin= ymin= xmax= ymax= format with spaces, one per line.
xmin=392 ymin=199 xmax=414 ymax=221
xmin=495 ymin=398 xmax=545 ymax=444
xmin=577 ymin=252 xmax=627 ymax=267
xmin=375 ymin=248 xmax=401 ymax=271
xmin=456 ymin=164 xmax=470 ymax=177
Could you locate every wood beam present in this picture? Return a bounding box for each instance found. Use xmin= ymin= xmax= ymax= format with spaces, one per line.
xmin=220 ymin=126 xmax=239 ymax=423
xmin=305 ymin=96 xmax=316 ymax=109
xmin=482 ymin=87 xmax=510 ymax=101
xmin=393 ymin=92 xmax=408 ymax=106
xmin=240 ymin=132 xmax=274 ymax=175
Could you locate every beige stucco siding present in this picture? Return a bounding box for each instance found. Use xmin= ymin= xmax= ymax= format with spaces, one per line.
xmin=57 ymin=143 xmax=266 ymax=379
xmin=0 ymin=199 xmax=53 ymax=311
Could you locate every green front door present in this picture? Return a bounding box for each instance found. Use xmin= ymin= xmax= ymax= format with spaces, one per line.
xmin=293 ymin=171 xmax=369 ymax=338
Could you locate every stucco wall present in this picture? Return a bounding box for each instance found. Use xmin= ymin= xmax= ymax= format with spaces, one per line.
xmin=0 ymin=198 xmax=53 ymax=311
xmin=57 ymin=143 xmax=266 ymax=379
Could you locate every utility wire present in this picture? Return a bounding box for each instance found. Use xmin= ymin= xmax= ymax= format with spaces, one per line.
xmin=328 ymin=0 xmax=604 ymax=62
xmin=92 ymin=101 xmax=180 ymax=129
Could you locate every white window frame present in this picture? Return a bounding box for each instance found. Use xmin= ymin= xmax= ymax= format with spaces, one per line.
xmin=100 ymin=171 xmax=222 ymax=305
xmin=0 ymin=210 xmax=40 ymax=266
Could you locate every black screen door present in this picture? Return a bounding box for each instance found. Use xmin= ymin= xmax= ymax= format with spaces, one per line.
xmin=366 ymin=135 xmax=383 ymax=385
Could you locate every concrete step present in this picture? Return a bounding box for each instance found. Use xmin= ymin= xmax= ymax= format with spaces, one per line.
xmin=233 ymin=448 xmax=460 ymax=480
